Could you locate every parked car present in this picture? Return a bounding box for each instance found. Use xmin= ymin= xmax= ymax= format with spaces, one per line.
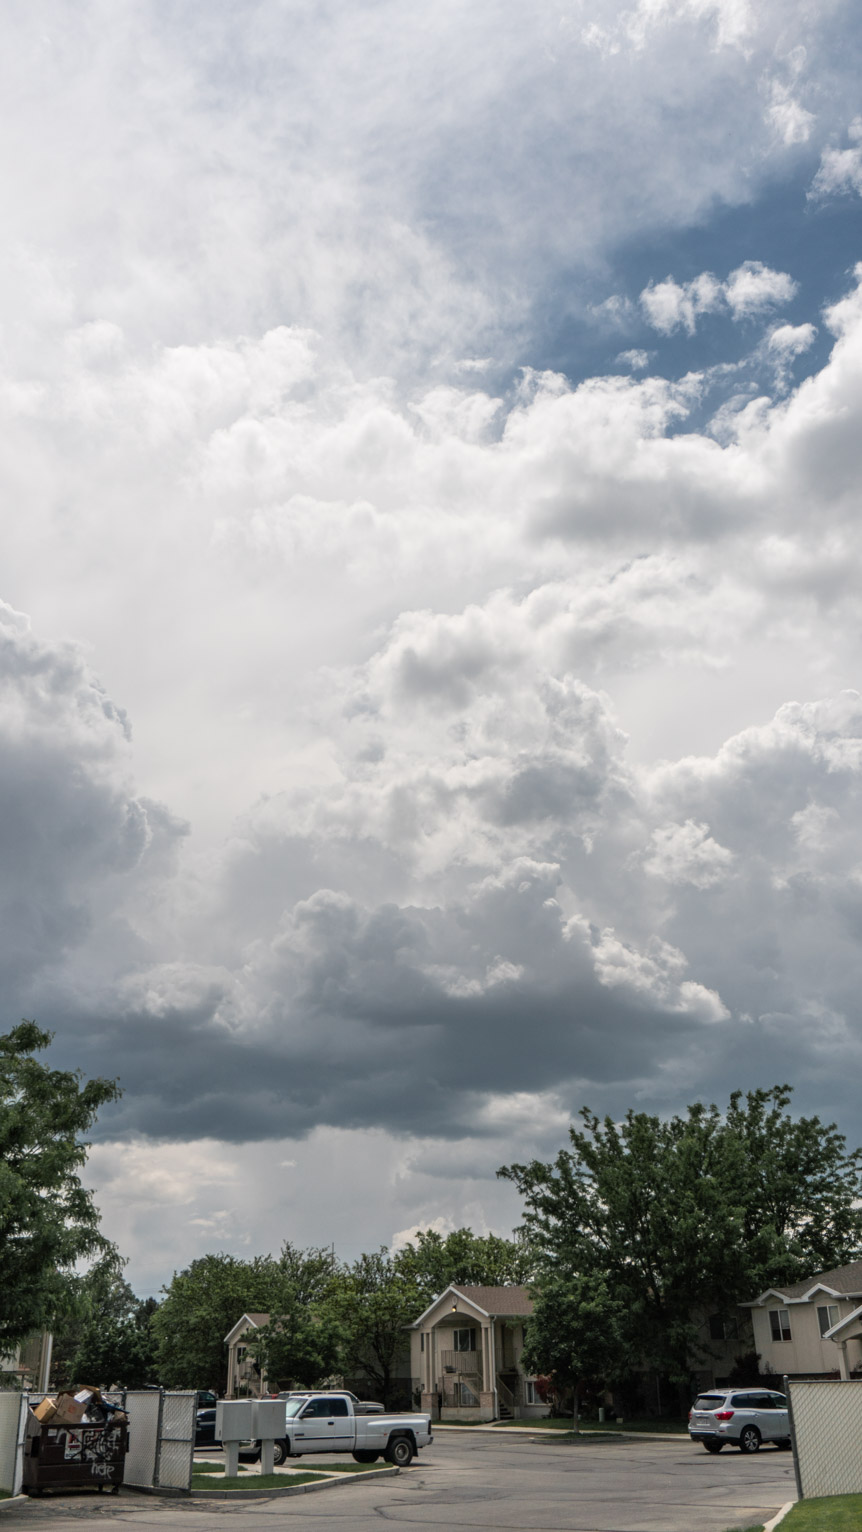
xmin=688 ymin=1388 xmax=792 ymax=1454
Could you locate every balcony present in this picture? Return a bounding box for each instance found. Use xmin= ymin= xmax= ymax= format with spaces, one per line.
xmin=440 ymin=1350 xmax=481 ymax=1374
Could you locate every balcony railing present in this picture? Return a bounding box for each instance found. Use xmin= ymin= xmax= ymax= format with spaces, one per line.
xmin=439 ymin=1350 xmax=481 ymax=1374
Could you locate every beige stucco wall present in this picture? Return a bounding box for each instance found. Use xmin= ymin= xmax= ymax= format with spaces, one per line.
xmin=751 ymin=1300 xmax=862 ymax=1378
xmin=411 ymin=1294 xmax=547 ymax=1419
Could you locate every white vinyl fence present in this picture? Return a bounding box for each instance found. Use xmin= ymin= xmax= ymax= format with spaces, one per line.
xmin=787 ymin=1378 xmax=862 ymax=1499
xmin=0 ymin=1389 xmax=196 ymax=1496
xmin=0 ymin=1394 xmax=27 ymax=1497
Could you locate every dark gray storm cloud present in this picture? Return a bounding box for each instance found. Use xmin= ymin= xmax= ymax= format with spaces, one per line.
xmin=10 ymin=586 xmax=862 ymax=1154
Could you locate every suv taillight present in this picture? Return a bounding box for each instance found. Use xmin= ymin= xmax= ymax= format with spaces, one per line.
xmin=714 ymin=1410 xmax=734 ymax=1421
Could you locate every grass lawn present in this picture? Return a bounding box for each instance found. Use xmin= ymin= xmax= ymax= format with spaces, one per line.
xmin=779 ymin=1496 xmax=862 ymax=1531
xmin=191 ymin=1460 xmax=391 ymax=1492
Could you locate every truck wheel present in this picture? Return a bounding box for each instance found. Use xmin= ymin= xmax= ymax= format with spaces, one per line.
xmin=385 ymin=1437 xmax=415 ymax=1468
xmin=272 ymin=1440 xmax=288 ymax=1466
xmin=352 ymin=1451 xmax=380 ymax=1463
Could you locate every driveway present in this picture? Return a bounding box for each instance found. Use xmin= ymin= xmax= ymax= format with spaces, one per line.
xmin=1 ymin=1428 xmax=796 ymax=1532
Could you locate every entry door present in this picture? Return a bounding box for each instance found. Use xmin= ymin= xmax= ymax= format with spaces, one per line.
xmin=293 ymin=1398 xmax=352 ymax=1453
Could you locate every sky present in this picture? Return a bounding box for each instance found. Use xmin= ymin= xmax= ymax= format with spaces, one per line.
xmin=4 ymin=0 xmax=862 ymax=1297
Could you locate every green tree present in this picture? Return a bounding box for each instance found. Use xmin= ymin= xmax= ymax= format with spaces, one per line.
xmin=52 ymin=1249 xmax=159 ymax=1389
xmin=153 ymin=1252 xmax=284 ymax=1392
xmin=246 ymin=1245 xmax=342 ymax=1389
xmin=331 ymin=1249 xmax=419 ymax=1408
xmin=394 ymin=1227 xmax=533 ymax=1304
xmin=520 ymin=1271 xmax=629 ymax=1429
xmin=0 ymin=1022 xmax=120 ymax=1352
xmin=500 ymin=1086 xmax=862 ymax=1391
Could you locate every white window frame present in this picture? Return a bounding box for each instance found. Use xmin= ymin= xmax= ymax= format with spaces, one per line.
xmin=453 ymin=1327 xmax=477 ymax=1353
xmin=769 ymin=1308 xmax=792 ymax=1342
xmin=817 ymin=1303 xmax=840 ymax=1336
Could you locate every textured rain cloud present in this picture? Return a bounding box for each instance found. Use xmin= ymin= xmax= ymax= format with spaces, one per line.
xmin=4 ymin=2 xmax=862 ymax=1282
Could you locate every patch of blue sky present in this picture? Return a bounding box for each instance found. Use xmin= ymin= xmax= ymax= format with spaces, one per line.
xmin=525 ymin=161 xmax=862 ymax=437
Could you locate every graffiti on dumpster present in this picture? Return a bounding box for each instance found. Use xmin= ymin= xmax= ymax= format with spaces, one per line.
xmin=61 ymin=1428 xmax=120 ymax=1476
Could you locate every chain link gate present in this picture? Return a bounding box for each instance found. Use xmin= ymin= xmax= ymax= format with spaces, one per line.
xmin=787 ymin=1377 xmax=862 ymax=1499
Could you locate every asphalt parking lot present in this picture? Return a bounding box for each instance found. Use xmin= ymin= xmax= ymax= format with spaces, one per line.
xmin=1 ymin=1428 xmax=796 ymax=1532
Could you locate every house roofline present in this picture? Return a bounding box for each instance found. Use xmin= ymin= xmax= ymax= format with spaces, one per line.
xmin=224 ymin=1313 xmax=266 ymax=1345
xmin=743 ymin=1283 xmax=862 ymax=1308
xmin=825 ymin=1301 xmax=862 ymax=1342
xmin=409 ymin=1285 xmax=491 ymax=1327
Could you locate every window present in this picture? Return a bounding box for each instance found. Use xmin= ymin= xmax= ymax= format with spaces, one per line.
xmin=769 ymin=1309 xmax=791 ymax=1342
xmin=818 ymin=1304 xmax=840 ymax=1336
xmin=236 ymin=1346 xmax=247 ymax=1362
xmin=302 ymin=1397 xmax=349 ymax=1418
xmin=708 ymin=1314 xmax=726 ymax=1342
xmin=453 ymin=1328 xmax=477 ymax=1352
xmin=420 ymin=1333 xmax=425 ymax=1352
xmin=524 ymin=1381 xmax=540 ymax=1405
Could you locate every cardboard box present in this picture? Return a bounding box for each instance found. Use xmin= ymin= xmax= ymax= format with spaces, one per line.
xmin=33 ymin=1388 xmax=98 ymax=1427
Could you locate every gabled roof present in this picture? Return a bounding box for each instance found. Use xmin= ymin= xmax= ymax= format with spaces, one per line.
xmin=224 ymin=1312 xmax=270 ymax=1345
xmin=410 ymin=1284 xmax=533 ymax=1328
xmin=745 ymin=1259 xmax=862 ymax=1308
xmin=825 ymin=1302 xmax=862 ymax=1343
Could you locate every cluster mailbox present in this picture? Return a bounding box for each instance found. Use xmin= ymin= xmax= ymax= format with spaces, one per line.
xmin=215 ymin=1399 xmax=284 ymax=1475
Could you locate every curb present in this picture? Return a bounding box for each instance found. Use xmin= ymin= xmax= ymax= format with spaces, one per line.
xmin=189 ymin=1467 xmax=400 ymax=1501
xmin=0 ymin=1498 xmax=28 ymax=1512
xmin=763 ymin=1502 xmax=795 ymax=1532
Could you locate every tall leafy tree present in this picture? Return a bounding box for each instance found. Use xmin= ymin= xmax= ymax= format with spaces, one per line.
xmin=0 ymin=1022 xmax=120 ymax=1351
xmin=246 ymin=1245 xmax=342 ymax=1389
xmin=52 ymin=1249 xmax=159 ymax=1389
xmin=394 ymin=1227 xmax=533 ymax=1303
xmin=331 ymin=1249 xmax=420 ymax=1408
xmin=500 ymin=1086 xmax=862 ymax=1389
xmin=153 ymin=1252 xmax=285 ymax=1392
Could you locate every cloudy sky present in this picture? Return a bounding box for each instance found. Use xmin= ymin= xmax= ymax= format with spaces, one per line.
xmin=4 ymin=0 xmax=862 ymax=1296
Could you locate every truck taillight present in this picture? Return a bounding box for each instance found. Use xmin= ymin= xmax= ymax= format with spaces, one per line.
xmin=714 ymin=1410 xmax=734 ymax=1421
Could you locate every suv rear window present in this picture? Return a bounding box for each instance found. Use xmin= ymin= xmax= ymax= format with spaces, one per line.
xmin=693 ymin=1395 xmax=725 ymax=1410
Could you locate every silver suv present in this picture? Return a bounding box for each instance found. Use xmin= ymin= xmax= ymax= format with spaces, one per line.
xmin=688 ymin=1388 xmax=791 ymax=1454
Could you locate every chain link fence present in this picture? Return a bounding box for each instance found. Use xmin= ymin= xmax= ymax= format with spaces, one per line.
xmin=0 ymin=1389 xmax=196 ymax=1496
xmin=787 ymin=1378 xmax=862 ymax=1499
xmin=155 ymin=1392 xmax=195 ymax=1489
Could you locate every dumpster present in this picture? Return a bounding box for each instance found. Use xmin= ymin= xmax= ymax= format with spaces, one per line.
xmin=23 ymin=1419 xmax=128 ymax=1497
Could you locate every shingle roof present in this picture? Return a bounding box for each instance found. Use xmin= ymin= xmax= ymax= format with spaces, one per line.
xmin=450 ymin=1285 xmax=533 ymax=1316
xmin=243 ymin=1313 xmax=271 ymax=1327
xmin=767 ymin=1260 xmax=862 ymax=1301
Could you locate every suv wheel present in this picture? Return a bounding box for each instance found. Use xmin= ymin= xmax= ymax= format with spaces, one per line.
xmin=739 ymin=1426 xmax=761 ymax=1454
xmin=703 ymin=1442 xmax=723 ymax=1453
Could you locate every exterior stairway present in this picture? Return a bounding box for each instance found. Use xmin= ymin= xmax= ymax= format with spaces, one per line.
xmin=496 ymin=1376 xmax=516 ymax=1419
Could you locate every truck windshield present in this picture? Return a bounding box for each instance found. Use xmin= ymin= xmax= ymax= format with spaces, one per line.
xmin=284 ymin=1400 xmax=306 ymax=1418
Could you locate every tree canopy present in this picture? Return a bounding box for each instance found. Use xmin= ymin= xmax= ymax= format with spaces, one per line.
xmin=393 ymin=1226 xmax=533 ymax=1303
xmin=51 ymin=1249 xmax=159 ymax=1389
xmin=0 ymin=1021 xmax=120 ymax=1351
xmin=500 ymin=1085 xmax=862 ymax=1388
xmin=153 ymin=1252 xmax=286 ymax=1392
xmin=245 ymin=1245 xmax=342 ymax=1390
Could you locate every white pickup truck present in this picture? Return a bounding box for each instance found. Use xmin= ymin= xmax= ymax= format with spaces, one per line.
xmin=273 ymin=1391 xmax=432 ymax=1467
